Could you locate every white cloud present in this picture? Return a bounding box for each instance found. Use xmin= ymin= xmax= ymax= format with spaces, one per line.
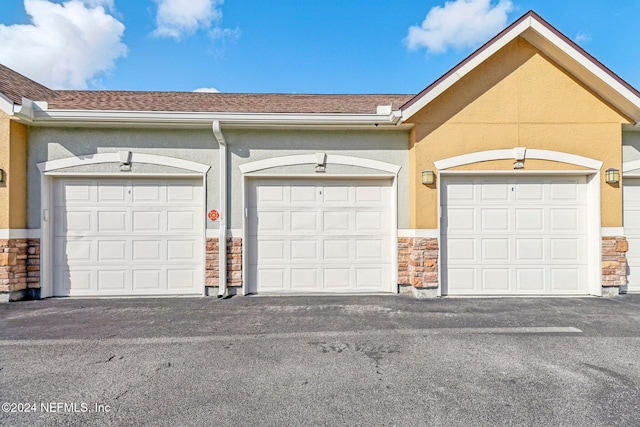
xmin=80 ymin=0 xmax=114 ymax=10
xmin=406 ymin=0 xmax=513 ymax=54
xmin=0 ymin=0 xmax=126 ymax=89
xmin=153 ymin=0 xmax=223 ymax=39
xmin=209 ymin=26 xmax=240 ymax=41
xmin=193 ymin=87 xmax=220 ymax=93
xmin=575 ymin=33 xmax=592 ymax=44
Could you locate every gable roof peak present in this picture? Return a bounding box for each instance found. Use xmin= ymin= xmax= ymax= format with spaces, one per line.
xmin=401 ymin=10 xmax=640 ymax=124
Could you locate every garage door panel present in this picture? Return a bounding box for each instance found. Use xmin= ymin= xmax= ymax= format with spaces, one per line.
xmin=324 ymin=186 xmax=349 ymax=202
xmin=132 ymin=183 xmax=160 ymax=202
xmin=443 ymin=176 xmax=588 ymax=295
xmin=550 ymin=268 xmax=581 ymax=292
xmin=249 ymin=179 xmax=393 ymax=293
xmin=446 ymin=238 xmax=475 ymax=261
xmin=481 ymin=181 xmax=510 ymax=201
xmin=355 ymin=186 xmax=384 ymax=203
xmin=448 ymin=269 xmax=475 ymax=291
xmin=516 ymin=269 xmax=545 ymax=291
xmin=60 ymin=239 xmax=93 ymax=263
xmin=625 ymin=208 xmax=640 ymax=229
xmin=550 ymin=209 xmax=580 ymax=231
xmin=324 ymin=240 xmax=350 ymax=259
xmin=98 ymin=240 xmax=127 ymax=262
xmin=56 ymin=210 xmax=93 ymax=234
xmin=515 ymin=209 xmax=544 ymax=231
xmin=446 ymin=181 xmax=474 ymax=201
xmin=257 ymin=185 xmax=285 ymax=203
xmin=481 ymin=269 xmax=510 ymax=291
xmin=549 ymin=238 xmax=581 ymax=261
xmin=132 ymin=211 xmax=161 ymax=231
xmin=324 ymin=211 xmax=350 ymax=231
xmin=481 ymin=208 xmax=509 ymax=231
xmin=256 ymin=240 xmax=286 ymax=260
xmin=167 ymin=211 xmax=196 ymax=231
xmin=324 ymin=268 xmax=351 ymax=288
xmin=167 ymin=269 xmax=198 ymax=289
xmin=445 ymin=209 xmax=475 ymax=231
xmin=98 ymin=211 xmax=127 ymax=232
xmin=291 ymin=186 xmax=318 ymax=202
xmin=256 ymin=268 xmax=287 ymax=289
xmin=167 ymin=184 xmax=197 ymax=202
xmin=291 ymin=268 xmax=319 ymax=288
xmin=482 ymin=238 xmax=510 ymax=261
xmin=53 ymin=178 xmax=203 ymax=296
xmin=97 ymin=183 xmax=126 ymax=202
xmin=356 ymin=267 xmax=387 ymax=289
xmin=59 ymin=181 xmax=92 ymax=203
xmin=290 ymin=240 xmax=318 ymax=260
xmin=355 ymin=239 xmax=384 ymax=260
xmin=290 ymin=211 xmax=319 ymax=232
xmin=97 ymin=270 xmax=127 ymax=291
xmin=132 ymin=269 xmax=161 ymax=289
xmin=515 ymin=238 xmax=544 ymax=261
xmin=59 ymin=269 xmax=92 ymax=292
xmin=259 ymin=211 xmax=286 ymax=232
xmin=132 ymin=240 xmax=161 ymax=261
xmin=515 ymin=182 xmax=544 ymax=201
xmin=167 ymin=240 xmax=197 ymax=260
xmin=550 ymin=180 xmax=580 ymax=201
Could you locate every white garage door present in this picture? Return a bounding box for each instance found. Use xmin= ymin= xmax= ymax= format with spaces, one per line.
xmin=442 ymin=176 xmax=588 ymax=295
xmin=248 ymin=179 xmax=393 ymax=293
xmin=624 ymin=178 xmax=640 ymax=292
xmin=53 ymin=178 xmax=204 ymax=296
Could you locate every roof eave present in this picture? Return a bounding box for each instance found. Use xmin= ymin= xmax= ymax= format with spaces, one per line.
xmin=15 ymin=107 xmax=405 ymax=129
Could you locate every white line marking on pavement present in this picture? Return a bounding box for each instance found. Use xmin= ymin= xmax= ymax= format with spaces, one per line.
xmin=0 ymin=327 xmax=582 ymax=346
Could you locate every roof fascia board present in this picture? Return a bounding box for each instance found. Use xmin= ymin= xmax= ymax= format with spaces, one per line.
xmin=23 ymin=109 xmax=403 ymax=128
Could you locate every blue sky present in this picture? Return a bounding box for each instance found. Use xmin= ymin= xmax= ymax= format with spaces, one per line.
xmin=0 ymin=0 xmax=638 ymax=94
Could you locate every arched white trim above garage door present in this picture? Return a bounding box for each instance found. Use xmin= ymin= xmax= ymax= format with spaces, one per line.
xmin=434 ymin=148 xmax=603 ymax=171
xmin=37 ymin=152 xmax=210 ymax=173
xmin=239 ymin=154 xmax=401 ymax=174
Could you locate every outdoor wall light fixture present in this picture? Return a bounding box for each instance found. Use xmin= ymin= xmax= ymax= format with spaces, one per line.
xmin=605 ymin=168 xmax=620 ymax=184
xmin=0 ymin=169 xmax=4 ymax=183
xmin=422 ymin=170 xmax=435 ymax=185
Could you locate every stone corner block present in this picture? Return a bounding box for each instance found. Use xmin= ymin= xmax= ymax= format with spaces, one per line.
xmin=600 ymin=287 xmax=620 ymax=297
xmin=411 ymin=286 xmax=438 ymax=299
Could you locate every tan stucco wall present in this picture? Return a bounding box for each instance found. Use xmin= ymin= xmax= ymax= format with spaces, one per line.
xmin=0 ymin=111 xmax=28 ymax=229
xmin=408 ymin=37 xmax=630 ymax=229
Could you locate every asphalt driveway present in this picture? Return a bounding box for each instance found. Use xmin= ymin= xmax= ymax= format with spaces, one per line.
xmin=1 ymin=294 xmax=640 ymax=426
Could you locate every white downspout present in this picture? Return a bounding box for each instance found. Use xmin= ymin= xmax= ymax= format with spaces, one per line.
xmin=212 ymin=121 xmax=228 ymax=298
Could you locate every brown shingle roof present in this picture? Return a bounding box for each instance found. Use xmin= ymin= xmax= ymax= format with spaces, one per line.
xmin=0 ymin=64 xmax=413 ymax=114
xmin=48 ymin=91 xmax=414 ymax=114
xmin=0 ymin=64 xmax=57 ymax=104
